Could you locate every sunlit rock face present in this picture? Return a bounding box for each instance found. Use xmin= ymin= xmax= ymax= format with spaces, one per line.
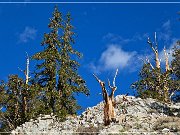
xmin=11 ymin=95 xmax=180 ymax=135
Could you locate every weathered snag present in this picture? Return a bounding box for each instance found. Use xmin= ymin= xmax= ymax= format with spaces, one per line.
xmin=93 ymin=69 xmax=118 ymax=126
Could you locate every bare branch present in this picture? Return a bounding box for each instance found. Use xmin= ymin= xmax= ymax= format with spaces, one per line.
xmin=154 ymin=32 xmax=158 ymax=50
xmin=164 ymin=46 xmax=170 ymax=71
xmin=93 ymin=74 xmax=100 ymax=83
xmin=145 ymin=57 xmax=154 ymax=69
xmin=148 ymin=34 xmax=161 ymax=69
xmin=113 ymin=68 xmax=118 ymax=87
xmin=25 ymin=52 xmax=30 ymax=85
xmin=93 ymin=70 xmax=118 ymax=126
xmin=147 ymin=37 xmax=152 ymax=45
xmin=108 ymin=78 xmax=113 ymax=89
xmin=147 ymin=37 xmax=156 ymax=54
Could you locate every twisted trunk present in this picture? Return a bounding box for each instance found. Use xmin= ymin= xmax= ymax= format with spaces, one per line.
xmin=93 ymin=69 xmax=118 ymax=126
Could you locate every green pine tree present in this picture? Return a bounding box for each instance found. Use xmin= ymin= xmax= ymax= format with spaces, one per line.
xmin=131 ymin=63 xmax=160 ymax=99
xmin=170 ymin=42 xmax=180 ymax=102
xmin=131 ymin=33 xmax=178 ymax=102
xmin=0 ymin=57 xmax=41 ymax=132
xmin=57 ymin=12 xmax=89 ymax=116
xmin=32 ymin=6 xmax=89 ymax=119
xmin=0 ymin=75 xmax=25 ymax=131
xmin=32 ymin=6 xmax=62 ymax=115
xmin=172 ymin=42 xmax=180 ymax=79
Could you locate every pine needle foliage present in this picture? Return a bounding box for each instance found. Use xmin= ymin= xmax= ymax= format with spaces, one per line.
xmin=171 ymin=42 xmax=180 ymax=102
xmin=131 ymin=36 xmax=179 ymax=102
xmin=171 ymin=43 xmax=180 ymax=79
xmin=0 ymin=75 xmax=37 ymax=132
xmin=32 ymin=6 xmax=89 ymax=119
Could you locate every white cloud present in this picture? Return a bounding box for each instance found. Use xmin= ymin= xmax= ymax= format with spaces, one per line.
xmin=18 ymin=27 xmax=37 ymax=43
xmin=162 ymin=20 xmax=171 ymax=31
xmin=158 ymin=20 xmax=172 ymax=42
xmin=90 ymin=20 xmax=178 ymax=73
xmin=100 ymin=45 xmax=136 ymax=69
xmin=91 ymin=45 xmax=137 ymax=73
xmin=90 ymin=32 xmax=149 ymax=73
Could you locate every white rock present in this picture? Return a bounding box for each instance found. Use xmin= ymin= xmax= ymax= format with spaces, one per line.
xmin=84 ymin=124 xmax=90 ymax=128
xmin=11 ymin=95 xmax=180 ymax=134
xmin=11 ymin=130 xmax=17 ymax=135
xmin=162 ymin=128 xmax=170 ymax=133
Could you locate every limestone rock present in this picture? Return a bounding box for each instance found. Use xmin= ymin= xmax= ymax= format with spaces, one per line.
xmin=11 ymin=95 xmax=180 ymax=135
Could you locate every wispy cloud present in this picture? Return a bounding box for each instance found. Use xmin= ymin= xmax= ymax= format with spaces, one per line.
xmin=144 ymin=20 xmax=178 ymax=68
xmin=103 ymin=33 xmax=130 ymax=44
xmin=89 ymin=20 xmax=178 ymax=74
xmin=90 ymin=44 xmax=137 ymax=73
xmin=158 ymin=20 xmax=172 ymax=43
xmin=18 ymin=26 xmax=37 ymax=43
xmin=159 ymin=38 xmax=177 ymax=64
xmin=156 ymin=20 xmax=178 ymax=65
xmin=90 ymin=33 xmax=148 ymax=73
xmin=103 ymin=33 xmax=145 ymax=45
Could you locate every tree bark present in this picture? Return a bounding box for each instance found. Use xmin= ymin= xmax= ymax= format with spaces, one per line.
xmin=163 ymin=47 xmax=170 ymax=102
xmin=93 ymin=69 xmax=118 ymax=126
xmin=22 ymin=53 xmax=29 ymax=120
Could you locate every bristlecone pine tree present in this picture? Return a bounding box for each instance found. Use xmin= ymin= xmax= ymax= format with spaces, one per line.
xmin=0 ymin=75 xmax=30 ymax=132
xmin=0 ymin=55 xmax=40 ymax=132
xmin=132 ymin=32 xmax=177 ymax=102
xmin=170 ymin=42 xmax=180 ymax=102
xmin=32 ymin=6 xmax=89 ymax=119
xmin=93 ymin=69 xmax=118 ymax=126
xmin=172 ymin=42 xmax=180 ymax=79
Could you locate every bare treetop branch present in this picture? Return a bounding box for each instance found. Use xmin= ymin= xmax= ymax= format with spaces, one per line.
xmin=113 ymin=68 xmax=118 ymax=87
xmin=145 ymin=56 xmax=154 ymax=69
xmin=93 ymin=74 xmax=100 ymax=83
xmin=147 ymin=37 xmax=156 ymax=53
xmin=163 ymin=46 xmax=170 ymax=72
xmin=154 ymin=32 xmax=158 ymax=49
xmin=108 ymin=78 xmax=113 ymax=89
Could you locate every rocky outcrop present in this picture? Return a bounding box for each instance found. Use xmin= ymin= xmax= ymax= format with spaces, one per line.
xmin=11 ymin=95 xmax=180 ymax=135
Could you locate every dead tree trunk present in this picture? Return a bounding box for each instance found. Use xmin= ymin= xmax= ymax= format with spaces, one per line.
xmin=147 ymin=32 xmax=162 ymax=96
xmin=147 ymin=33 xmax=172 ymax=102
xmin=147 ymin=32 xmax=161 ymax=69
xmin=23 ymin=53 xmax=30 ymax=119
xmin=163 ymin=47 xmax=170 ymax=102
xmin=93 ymin=69 xmax=118 ymax=126
xmin=19 ymin=52 xmax=30 ymax=120
xmin=164 ymin=47 xmax=170 ymax=72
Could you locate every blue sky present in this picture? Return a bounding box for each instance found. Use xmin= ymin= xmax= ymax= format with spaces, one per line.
xmin=0 ymin=1 xmax=180 ymax=113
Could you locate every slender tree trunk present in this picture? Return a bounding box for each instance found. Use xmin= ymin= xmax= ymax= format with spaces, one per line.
xmin=163 ymin=48 xmax=170 ymax=102
xmin=155 ymin=52 xmax=160 ymax=69
xmin=163 ymin=74 xmax=169 ymax=102
xmin=22 ymin=54 xmax=29 ymax=119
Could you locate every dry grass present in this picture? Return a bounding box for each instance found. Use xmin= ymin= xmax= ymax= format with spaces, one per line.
xmin=76 ymin=126 xmax=102 ymax=135
xmin=153 ymin=116 xmax=180 ymax=132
